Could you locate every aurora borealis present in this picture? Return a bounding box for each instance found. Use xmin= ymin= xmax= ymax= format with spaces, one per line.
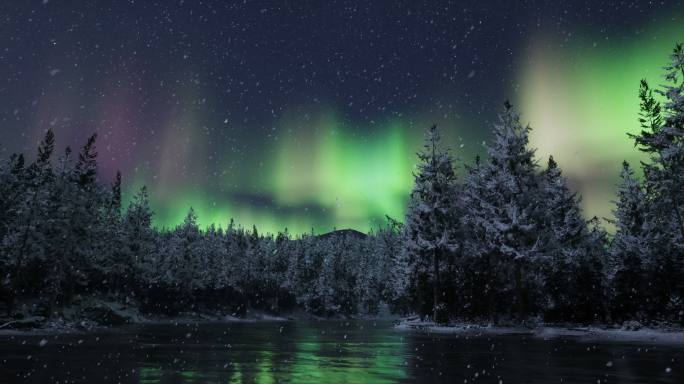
xmin=1 ymin=1 xmax=684 ymax=233
xmin=522 ymin=18 xmax=684 ymax=223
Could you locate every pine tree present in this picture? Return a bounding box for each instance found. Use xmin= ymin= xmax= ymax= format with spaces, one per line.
xmin=460 ymin=155 xmax=497 ymax=319
xmin=0 ymin=153 xmax=26 ymax=314
xmin=111 ymin=171 xmax=122 ymax=213
xmin=269 ymin=229 xmax=292 ymax=312
xmin=609 ymin=162 xmax=650 ymax=321
xmin=75 ymin=134 xmax=98 ymax=187
xmin=540 ymin=156 xmax=587 ymax=251
xmin=15 ymin=130 xmax=56 ymax=273
xmin=463 ymin=102 xmax=542 ymax=321
xmin=2 ymin=130 xmax=57 ymax=310
xmin=539 ymin=156 xmax=605 ymax=323
xmin=0 ymin=154 xmax=25 ymax=253
xmin=315 ymin=240 xmax=337 ymax=315
xmin=376 ymin=220 xmax=409 ymax=313
xmin=222 ymin=218 xmax=242 ymax=291
xmin=404 ymin=124 xmax=460 ymax=323
xmin=64 ymin=134 xmax=104 ymax=298
xmin=91 ymin=172 xmax=126 ymax=293
xmin=627 ymin=44 xmax=684 ymax=321
xmin=203 ymin=224 xmax=227 ymax=291
xmin=37 ymin=146 xmax=79 ymax=309
xmin=175 ymin=208 xmax=203 ymax=294
xmin=125 ymin=186 xmax=155 ymax=292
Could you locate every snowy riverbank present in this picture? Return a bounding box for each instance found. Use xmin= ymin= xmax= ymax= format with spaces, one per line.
xmin=6 ymin=304 xmax=684 ymax=346
xmin=0 ymin=297 xmax=287 ymax=335
xmin=0 ymin=296 xmax=400 ymax=335
xmin=0 ymin=312 xmax=304 ymax=335
xmin=395 ymin=318 xmax=684 ymax=344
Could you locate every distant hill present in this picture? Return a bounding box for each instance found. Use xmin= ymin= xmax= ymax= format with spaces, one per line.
xmin=317 ymin=228 xmax=368 ymax=240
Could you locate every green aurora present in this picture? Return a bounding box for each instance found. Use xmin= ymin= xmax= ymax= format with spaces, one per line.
xmin=522 ymin=20 xmax=684 ymax=225
xmin=117 ymin=20 xmax=684 ymax=235
xmin=129 ymin=110 xmax=478 ymax=235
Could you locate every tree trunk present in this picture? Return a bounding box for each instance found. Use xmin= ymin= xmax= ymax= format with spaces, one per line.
xmin=274 ymin=287 xmax=280 ymax=313
xmin=2 ymin=287 xmax=13 ymax=317
xmin=432 ymin=248 xmax=441 ymax=323
xmin=486 ymin=253 xmax=494 ymax=322
xmin=671 ymin=193 xmax=684 ymax=242
xmin=514 ymin=259 xmax=524 ymax=322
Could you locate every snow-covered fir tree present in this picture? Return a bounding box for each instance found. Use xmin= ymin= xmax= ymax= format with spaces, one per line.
xmin=609 ymin=161 xmax=651 ymax=321
xmin=404 ymin=124 xmax=460 ymax=323
xmin=0 ymin=154 xmax=26 ymax=310
xmin=91 ymin=171 xmax=129 ymax=294
xmin=373 ymin=220 xmax=409 ymax=313
xmin=463 ymin=102 xmax=543 ymax=321
xmin=125 ymin=186 xmax=156 ymax=286
xmin=625 ymin=44 xmax=684 ymax=321
xmin=540 ymin=156 xmax=605 ymax=322
xmin=9 ymin=130 xmax=56 ymax=285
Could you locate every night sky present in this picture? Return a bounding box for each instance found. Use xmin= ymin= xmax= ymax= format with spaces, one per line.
xmin=1 ymin=1 xmax=683 ymax=233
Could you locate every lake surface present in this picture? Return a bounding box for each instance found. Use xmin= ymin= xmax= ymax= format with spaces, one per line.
xmin=0 ymin=320 xmax=682 ymax=383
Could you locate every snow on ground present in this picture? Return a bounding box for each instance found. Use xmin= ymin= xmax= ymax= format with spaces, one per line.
xmin=395 ymin=318 xmax=684 ymax=344
xmin=535 ymin=326 xmax=684 ymax=344
xmin=395 ymin=318 xmax=531 ymax=336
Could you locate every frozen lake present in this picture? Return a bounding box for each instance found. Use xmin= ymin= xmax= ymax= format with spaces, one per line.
xmin=0 ymin=320 xmax=682 ymax=383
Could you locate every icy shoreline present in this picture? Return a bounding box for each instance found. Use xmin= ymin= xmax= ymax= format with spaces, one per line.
xmin=5 ymin=307 xmax=684 ymax=345
xmin=394 ymin=318 xmax=684 ymax=344
xmin=0 ymin=299 xmax=399 ymax=335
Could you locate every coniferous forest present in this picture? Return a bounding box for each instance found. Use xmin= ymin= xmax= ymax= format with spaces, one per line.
xmin=2 ymin=44 xmax=684 ymax=328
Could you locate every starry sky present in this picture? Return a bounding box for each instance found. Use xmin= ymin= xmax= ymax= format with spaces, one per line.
xmin=1 ymin=1 xmax=683 ymax=234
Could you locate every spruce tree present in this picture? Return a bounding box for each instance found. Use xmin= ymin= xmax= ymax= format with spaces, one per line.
xmin=627 ymin=44 xmax=684 ymax=320
xmin=376 ymin=220 xmax=409 ymax=313
xmin=67 ymin=134 xmax=104 ymax=297
xmin=404 ymin=124 xmax=459 ymax=323
xmin=3 ymin=130 xmax=57 ymax=309
xmin=463 ymin=102 xmax=542 ymax=321
xmin=609 ymin=161 xmax=650 ymax=321
xmin=540 ymin=156 xmax=605 ymax=323
xmin=111 ymin=171 xmax=122 ymax=213
xmin=125 ymin=186 xmax=155 ymax=292
xmin=92 ymin=172 xmax=126 ymax=293
xmin=15 ymin=130 xmax=56 ymax=275
xmin=0 ymin=153 xmax=26 ymax=314
xmin=75 ymin=133 xmax=98 ymax=187
xmin=176 ymin=208 xmax=203 ymax=294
